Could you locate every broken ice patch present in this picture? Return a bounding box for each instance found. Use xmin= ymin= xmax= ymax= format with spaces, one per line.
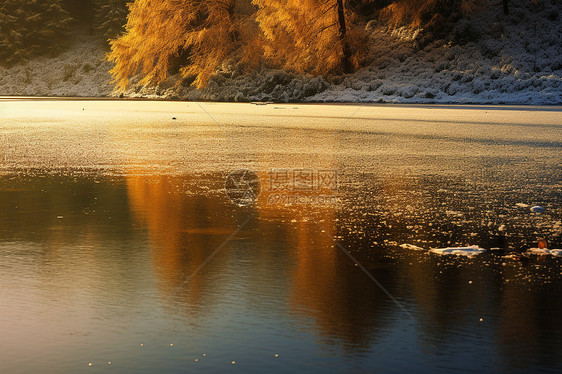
xmin=429 ymin=245 xmax=487 ymax=257
xmin=527 ymin=248 xmax=562 ymax=257
xmin=399 ymin=243 xmax=425 ymax=251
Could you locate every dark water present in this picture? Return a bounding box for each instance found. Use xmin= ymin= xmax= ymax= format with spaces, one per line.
xmin=0 ymin=102 xmax=561 ymax=373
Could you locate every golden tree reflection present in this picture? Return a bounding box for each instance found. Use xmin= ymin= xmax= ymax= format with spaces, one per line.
xmin=126 ymin=172 xmax=238 ymax=313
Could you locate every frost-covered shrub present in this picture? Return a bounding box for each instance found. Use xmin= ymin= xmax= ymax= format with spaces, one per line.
xmin=452 ymin=19 xmax=480 ymax=45
xmin=472 ymin=78 xmax=485 ymax=93
xmin=482 ymin=39 xmax=503 ymax=59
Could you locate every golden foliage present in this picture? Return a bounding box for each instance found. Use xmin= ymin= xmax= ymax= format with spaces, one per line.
xmin=108 ymin=0 xmax=366 ymax=89
xmin=107 ymin=0 xmax=259 ymax=90
xmin=253 ymin=0 xmax=367 ymax=75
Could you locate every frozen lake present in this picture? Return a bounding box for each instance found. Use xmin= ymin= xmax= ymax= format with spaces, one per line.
xmin=0 ymin=99 xmax=561 ymax=373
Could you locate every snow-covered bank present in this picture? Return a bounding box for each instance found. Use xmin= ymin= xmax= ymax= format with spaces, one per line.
xmin=0 ymin=32 xmax=113 ymax=97
xmin=0 ymin=0 xmax=560 ymax=104
xmin=311 ymin=0 xmax=562 ymax=104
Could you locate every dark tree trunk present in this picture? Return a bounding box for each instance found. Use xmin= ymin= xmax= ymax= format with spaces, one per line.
xmin=336 ymin=0 xmax=353 ymax=73
xmin=503 ymin=0 xmax=509 ymax=15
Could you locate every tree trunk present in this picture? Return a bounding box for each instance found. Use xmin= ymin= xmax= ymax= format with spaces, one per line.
xmin=503 ymin=0 xmax=509 ymax=15
xmin=336 ymin=0 xmax=352 ymax=73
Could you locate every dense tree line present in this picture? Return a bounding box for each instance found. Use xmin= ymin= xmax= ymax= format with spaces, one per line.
xmin=0 ymin=0 xmax=521 ymax=82
xmin=109 ymin=0 xmax=489 ymax=89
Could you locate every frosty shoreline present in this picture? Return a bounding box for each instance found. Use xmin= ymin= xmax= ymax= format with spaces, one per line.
xmin=0 ymin=0 xmax=560 ymax=104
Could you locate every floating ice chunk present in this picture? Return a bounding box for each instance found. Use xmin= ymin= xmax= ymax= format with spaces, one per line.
xmin=429 ymin=245 xmax=487 ymax=257
xmin=527 ymin=248 xmax=562 ymax=257
xmin=399 ymin=243 xmax=425 ymax=251
xmin=446 ymin=210 xmax=464 ymax=217
xmin=530 ymin=206 xmax=545 ymax=213
xmin=515 ymin=203 xmax=529 ymax=208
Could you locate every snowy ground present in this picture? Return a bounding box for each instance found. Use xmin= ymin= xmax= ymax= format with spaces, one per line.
xmin=0 ymin=0 xmax=560 ymax=104
xmin=0 ymin=32 xmax=113 ymax=97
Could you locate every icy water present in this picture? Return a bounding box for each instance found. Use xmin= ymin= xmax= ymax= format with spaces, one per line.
xmin=0 ymin=100 xmax=561 ymax=374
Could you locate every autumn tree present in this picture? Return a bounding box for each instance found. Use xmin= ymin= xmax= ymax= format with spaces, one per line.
xmin=253 ymin=0 xmax=366 ymax=75
xmin=108 ymin=0 xmax=260 ymax=90
xmin=0 ymin=0 xmax=73 ymax=65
